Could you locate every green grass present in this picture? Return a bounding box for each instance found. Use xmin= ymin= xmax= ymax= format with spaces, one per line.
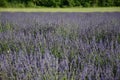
xmin=0 ymin=7 xmax=120 ymax=12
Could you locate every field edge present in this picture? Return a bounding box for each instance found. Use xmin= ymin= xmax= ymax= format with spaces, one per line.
xmin=0 ymin=7 xmax=120 ymax=12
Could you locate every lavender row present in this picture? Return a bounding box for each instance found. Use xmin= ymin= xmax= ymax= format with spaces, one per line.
xmin=0 ymin=12 xmax=120 ymax=80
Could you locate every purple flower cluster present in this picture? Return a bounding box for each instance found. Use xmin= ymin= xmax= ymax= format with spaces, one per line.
xmin=0 ymin=12 xmax=120 ymax=80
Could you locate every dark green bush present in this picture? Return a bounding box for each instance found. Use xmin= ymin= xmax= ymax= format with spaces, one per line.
xmin=0 ymin=0 xmax=120 ymax=7
xmin=27 ymin=1 xmax=36 ymax=7
xmin=0 ymin=0 xmax=8 ymax=7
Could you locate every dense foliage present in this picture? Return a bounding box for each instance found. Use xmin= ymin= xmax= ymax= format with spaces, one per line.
xmin=0 ymin=12 xmax=120 ymax=80
xmin=0 ymin=0 xmax=120 ymax=7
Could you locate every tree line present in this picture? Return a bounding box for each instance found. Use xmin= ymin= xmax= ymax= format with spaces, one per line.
xmin=0 ymin=0 xmax=120 ymax=7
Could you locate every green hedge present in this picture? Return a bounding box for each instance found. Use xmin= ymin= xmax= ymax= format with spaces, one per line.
xmin=0 ymin=0 xmax=120 ymax=7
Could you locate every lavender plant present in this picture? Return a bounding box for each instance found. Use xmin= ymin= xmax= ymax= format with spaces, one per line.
xmin=0 ymin=12 xmax=120 ymax=80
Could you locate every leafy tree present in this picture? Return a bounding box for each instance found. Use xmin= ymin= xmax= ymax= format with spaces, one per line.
xmin=0 ymin=0 xmax=8 ymax=7
xmin=114 ymin=0 xmax=120 ymax=6
xmin=0 ymin=0 xmax=120 ymax=7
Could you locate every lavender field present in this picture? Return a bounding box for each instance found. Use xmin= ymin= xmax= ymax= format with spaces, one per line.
xmin=0 ymin=12 xmax=120 ymax=80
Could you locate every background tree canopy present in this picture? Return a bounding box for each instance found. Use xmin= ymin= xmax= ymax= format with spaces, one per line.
xmin=0 ymin=0 xmax=120 ymax=7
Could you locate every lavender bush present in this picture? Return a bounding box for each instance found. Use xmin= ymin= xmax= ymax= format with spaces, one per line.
xmin=0 ymin=12 xmax=120 ymax=80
